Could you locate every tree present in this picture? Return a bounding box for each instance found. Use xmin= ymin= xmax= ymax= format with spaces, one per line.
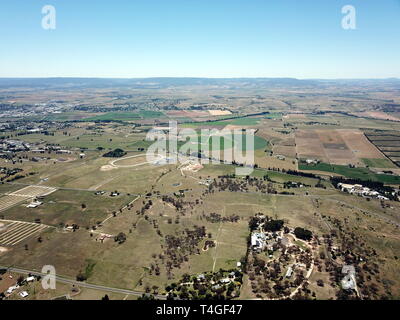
xmin=76 ymin=272 xmax=87 ymax=282
xmin=294 ymin=227 xmax=313 ymax=241
xmin=138 ymin=294 xmax=155 ymax=300
xmin=103 ymin=148 xmax=126 ymax=158
xmin=114 ymin=232 xmax=127 ymax=244
xmin=264 ymin=219 xmax=284 ymax=232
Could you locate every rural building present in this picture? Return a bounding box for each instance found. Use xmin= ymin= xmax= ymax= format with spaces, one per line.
xmin=341 ymin=265 xmax=357 ymax=290
xmin=285 ymin=266 xmax=293 ymax=278
xmin=251 ymin=232 xmax=266 ymax=251
xmin=26 ymin=201 xmax=43 ymax=208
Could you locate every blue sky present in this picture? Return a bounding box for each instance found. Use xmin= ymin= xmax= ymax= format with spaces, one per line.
xmin=0 ymin=0 xmax=399 ymax=78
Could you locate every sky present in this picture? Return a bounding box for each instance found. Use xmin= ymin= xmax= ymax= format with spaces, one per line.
xmin=0 ymin=0 xmax=399 ymax=79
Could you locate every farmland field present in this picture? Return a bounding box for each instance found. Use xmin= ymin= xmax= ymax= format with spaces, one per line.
xmin=365 ymin=131 xmax=400 ymax=167
xmin=299 ymin=162 xmax=400 ymax=184
xmin=1 ymin=78 xmax=400 ymax=301
xmin=296 ymin=129 xmax=387 ymax=166
xmin=83 ymin=111 xmax=165 ymax=121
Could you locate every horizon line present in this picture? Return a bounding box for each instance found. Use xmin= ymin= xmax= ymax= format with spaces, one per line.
xmin=0 ymin=76 xmax=399 ymax=81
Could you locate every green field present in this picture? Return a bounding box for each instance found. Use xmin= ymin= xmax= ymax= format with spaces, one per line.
xmin=177 ymin=133 xmax=268 ymax=152
xmin=263 ymin=113 xmax=282 ymax=119
xmin=231 ymin=118 xmax=261 ymax=125
xmin=84 ymin=111 xmax=164 ymax=121
xmin=361 ymin=158 xmax=397 ymax=168
xmin=299 ymin=162 xmax=400 ymax=184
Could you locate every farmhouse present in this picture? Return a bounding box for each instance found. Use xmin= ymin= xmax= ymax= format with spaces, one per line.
xmin=285 ymin=266 xmax=293 ymax=278
xmin=251 ymin=232 xmax=266 ymax=251
xmin=341 ymin=265 xmax=357 ymax=290
xmin=26 ymin=201 xmax=43 ymax=208
xmin=305 ymin=159 xmax=319 ymax=165
xmin=6 ymin=285 xmax=19 ymax=295
xmin=56 ymin=150 xmax=72 ymax=154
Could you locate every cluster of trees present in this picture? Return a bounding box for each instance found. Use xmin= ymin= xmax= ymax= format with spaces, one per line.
xmin=248 ymin=243 xmax=315 ymax=299
xmin=161 ymin=195 xmax=185 ymax=211
xmin=248 ymin=214 xmax=285 ymax=233
xmin=202 ymin=212 xmax=240 ymax=223
xmin=294 ymin=227 xmax=313 ymax=241
xmin=264 ymin=219 xmax=285 ymax=232
xmin=0 ymin=167 xmax=23 ymax=182
xmin=203 ymin=240 xmax=216 ymax=250
xmin=166 ymin=269 xmax=243 ymax=300
xmin=102 ymin=148 xmax=126 ymax=158
xmin=162 ymin=226 xmax=207 ymax=275
xmin=248 ymin=214 xmax=265 ymax=231
xmin=137 ymin=199 xmax=153 ymax=215
xmin=208 ymin=176 xmax=276 ymax=195
xmin=286 ymin=170 xmax=318 ymax=179
xmin=114 ymin=232 xmax=127 ymax=244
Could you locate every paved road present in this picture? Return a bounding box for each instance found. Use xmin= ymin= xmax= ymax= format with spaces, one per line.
xmin=0 ymin=265 xmax=166 ymax=300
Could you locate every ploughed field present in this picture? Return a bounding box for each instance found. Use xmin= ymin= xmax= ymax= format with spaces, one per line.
xmin=365 ymin=131 xmax=400 ymax=167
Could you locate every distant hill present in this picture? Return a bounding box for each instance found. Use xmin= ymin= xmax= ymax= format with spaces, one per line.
xmin=0 ymin=77 xmax=398 ymax=90
xmin=0 ymin=77 xmax=318 ymax=89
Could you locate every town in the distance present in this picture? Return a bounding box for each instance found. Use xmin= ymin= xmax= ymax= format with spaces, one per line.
xmin=0 ymin=77 xmax=399 ymax=300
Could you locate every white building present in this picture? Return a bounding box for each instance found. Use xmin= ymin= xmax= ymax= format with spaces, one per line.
xmin=27 ymin=201 xmax=43 ymax=208
xmin=251 ymin=233 xmax=266 ymax=251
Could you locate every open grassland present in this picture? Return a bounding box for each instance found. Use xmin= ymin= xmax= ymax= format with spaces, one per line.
xmin=7 ymin=280 xmax=128 ymax=300
xmin=0 ymin=157 xmax=399 ymax=298
xmin=1 ymin=189 xmax=135 ymax=227
xmin=12 ymin=127 xmax=152 ymax=151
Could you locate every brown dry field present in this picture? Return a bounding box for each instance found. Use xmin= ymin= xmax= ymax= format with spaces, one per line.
xmin=355 ymin=111 xmax=400 ymax=122
xmin=295 ymin=129 xmax=385 ymax=165
xmin=295 ymin=129 xmax=329 ymax=162
xmin=316 ymin=130 xmax=357 ymax=165
xmin=167 ymin=110 xmax=210 ymax=118
xmin=339 ymin=129 xmax=386 ymax=159
xmin=208 ymin=110 xmax=232 ymax=116
xmin=273 ymin=145 xmax=297 ymax=158
xmin=111 ymin=154 xmax=148 ymax=167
